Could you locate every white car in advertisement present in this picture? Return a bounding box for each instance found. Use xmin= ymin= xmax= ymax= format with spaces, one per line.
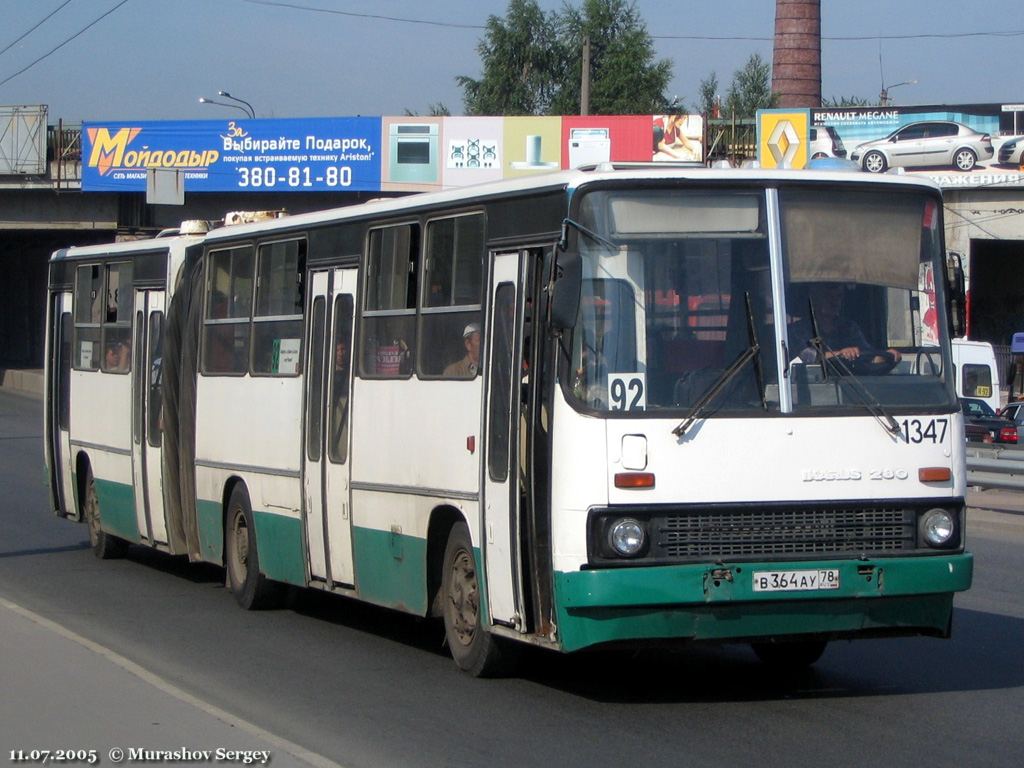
xmin=997 ymin=136 xmax=1024 ymax=167
xmin=850 ymin=120 xmax=994 ymax=173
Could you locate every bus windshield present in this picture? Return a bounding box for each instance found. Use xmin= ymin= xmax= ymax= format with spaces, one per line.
xmin=567 ymin=184 xmax=955 ymax=415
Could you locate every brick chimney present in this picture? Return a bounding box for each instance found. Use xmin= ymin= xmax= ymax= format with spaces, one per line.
xmin=772 ymin=0 xmax=821 ymax=107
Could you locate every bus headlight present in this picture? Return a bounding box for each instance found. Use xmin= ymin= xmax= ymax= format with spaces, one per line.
xmin=608 ymin=518 xmax=646 ymax=557
xmin=921 ymin=508 xmax=955 ymax=547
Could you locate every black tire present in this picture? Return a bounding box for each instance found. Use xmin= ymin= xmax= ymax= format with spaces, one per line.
xmin=863 ymin=150 xmax=888 ymax=173
xmin=953 ymin=148 xmax=977 ymax=171
xmin=224 ymin=484 xmax=282 ymax=610
xmin=83 ymin=470 xmax=129 ymax=560
xmin=441 ymin=521 xmax=512 ymax=677
xmin=752 ymin=639 xmax=828 ymax=669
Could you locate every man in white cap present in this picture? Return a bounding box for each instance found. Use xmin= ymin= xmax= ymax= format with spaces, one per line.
xmin=444 ymin=322 xmax=481 ymax=377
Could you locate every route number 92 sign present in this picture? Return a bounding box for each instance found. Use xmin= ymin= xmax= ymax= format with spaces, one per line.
xmin=607 ymin=373 xmax=647 ymax=411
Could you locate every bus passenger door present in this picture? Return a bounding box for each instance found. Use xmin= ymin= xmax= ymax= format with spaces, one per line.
xmin=483 ymin=251 xmax=526 ymax=628
xmin=130 ymin=290 xmax=168 ymax=545
xmin=49 ymin=292 xmax=75 ymax=517
xmin=303 ymin=268 xmax=356 ymax=587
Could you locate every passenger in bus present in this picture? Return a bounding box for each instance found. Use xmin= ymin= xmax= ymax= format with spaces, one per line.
xmin=791 ymin=283 xmax=902 ymax=366
xmin=444 ymin=322 xmax=481 ymax=378
xmin=104 ymin=339 xmax=130 ymax=372
xmin=330 ymin=337 xmax=351 ymax=456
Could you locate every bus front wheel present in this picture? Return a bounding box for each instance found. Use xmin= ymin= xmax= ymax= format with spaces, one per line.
xmin=224 ymin=484 xmax=281 ymax=610
xmin=441 ymin=521 xmax=511 ymax=677
xmin=84 ymin=470 xmax=128 ymax=560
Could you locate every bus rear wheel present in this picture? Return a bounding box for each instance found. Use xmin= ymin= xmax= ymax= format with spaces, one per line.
xmin=441 ymin=521 xmax=511 ymax=677
xmin=751 ymin=639 xmax=828 ymax=669
xmin=84 ymin=470 xmax=128 ymax=560
xmin=224 ymin=485 xmax=281 ymax=610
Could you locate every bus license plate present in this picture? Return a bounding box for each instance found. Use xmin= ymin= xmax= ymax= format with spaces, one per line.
xmin=752 ymin=569 xmax=841 ymax=593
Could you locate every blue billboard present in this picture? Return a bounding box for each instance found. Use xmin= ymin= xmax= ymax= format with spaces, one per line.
xmin=82 ymin=117 xmax=382 ymax=192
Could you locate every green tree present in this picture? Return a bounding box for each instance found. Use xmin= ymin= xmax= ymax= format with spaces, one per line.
xmin=822 ymin=95 xmax=872 ymax=108
xmin=551 ymin=0 xmax=673 ymax=115
xmin=457 ymin=0 xmax=672 ymax=116
xmin=698 ymin=71 xmax=719 ymax=117
xmin=724 ymin=53 xmax=777 ymax=118
xmin=403 ymin=103 xmax=452 ymax=117
xmin=456 ymin=0 xmax=559 ymax=115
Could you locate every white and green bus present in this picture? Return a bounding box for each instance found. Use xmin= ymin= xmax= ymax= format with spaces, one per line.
xmin=45 ymin=165 xmax=973 ymax=675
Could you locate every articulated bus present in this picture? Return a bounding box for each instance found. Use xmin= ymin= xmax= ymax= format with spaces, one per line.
xmin=44 ymin=165 xmax=973 ymax=675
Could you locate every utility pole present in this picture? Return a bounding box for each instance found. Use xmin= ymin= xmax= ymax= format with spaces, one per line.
xmin=580 ymin=34 xmax=591 ymax=115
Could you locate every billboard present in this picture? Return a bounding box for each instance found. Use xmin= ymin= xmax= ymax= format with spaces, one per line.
xmin=756 ymin=103 xmax=1024 ymax=187
xmin=83 ymin=117 xmax=383 ymax=193
xmin=81 ymin=114 xmax=706 ymax=193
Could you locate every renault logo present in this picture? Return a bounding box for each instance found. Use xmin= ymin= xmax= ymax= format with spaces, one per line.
xmin=767 ymin=120 xmax=801 ymax=167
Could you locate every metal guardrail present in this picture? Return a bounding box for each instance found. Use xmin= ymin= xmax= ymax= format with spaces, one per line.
xmin=966 ymin=442 xmax=1024 ymax=490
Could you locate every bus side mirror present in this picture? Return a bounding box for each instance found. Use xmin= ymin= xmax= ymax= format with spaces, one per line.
xmin=946 ymin=251 xmax=966 ymax=338
xmin=549 ymin=249 xmax=581 ymax=330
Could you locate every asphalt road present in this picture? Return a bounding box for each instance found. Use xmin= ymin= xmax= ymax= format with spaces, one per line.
xmin=2 ymin=389 xmax=1023 ymax=768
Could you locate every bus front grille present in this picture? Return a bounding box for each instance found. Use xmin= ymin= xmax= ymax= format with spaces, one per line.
xmin=656 ymin=506 xmax=916 ymax=559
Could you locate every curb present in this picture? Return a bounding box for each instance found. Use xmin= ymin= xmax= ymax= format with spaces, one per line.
xmin=0 ymin=369 xmax=44 ymax=399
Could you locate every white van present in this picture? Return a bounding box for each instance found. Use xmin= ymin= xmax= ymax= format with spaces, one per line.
xmin=951 ymin=338 xmax=1000 ymax=411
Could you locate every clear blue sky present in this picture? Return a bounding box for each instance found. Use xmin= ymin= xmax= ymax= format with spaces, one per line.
xmin=1 ymin=0 xmax=1022 ymax=122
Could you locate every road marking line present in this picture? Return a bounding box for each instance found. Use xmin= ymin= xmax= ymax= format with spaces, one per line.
xmin=0 ymin=595 xmax=345 ymax=768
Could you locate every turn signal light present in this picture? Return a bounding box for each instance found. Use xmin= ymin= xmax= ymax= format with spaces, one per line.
xmin=614 ymin=472 xmax=655 ymax=489
xmin=919 ymin=467 xmax=952 ymax=483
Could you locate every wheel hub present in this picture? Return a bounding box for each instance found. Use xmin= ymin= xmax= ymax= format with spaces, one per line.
xmin=447 ymin=548 xmax=478 ymax=647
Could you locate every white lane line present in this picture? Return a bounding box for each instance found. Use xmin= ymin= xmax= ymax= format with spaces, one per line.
xmin=0 ymin=596 xmax=346 ymax=768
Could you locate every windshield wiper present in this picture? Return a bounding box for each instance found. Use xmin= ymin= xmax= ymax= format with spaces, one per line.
xmin=804 ymin=299 xmax=901 ymax=438
xmin=673 ymin=293 xmax=765 ymax=437
xmin=560 ymin=217 xmax=618 ymax=253
xmin=807 ymin=297 xmax=829 ymax=382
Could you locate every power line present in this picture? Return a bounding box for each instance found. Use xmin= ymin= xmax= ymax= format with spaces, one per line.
xmin=0 ymin=0 xmax=75 ymax=58
xmin=243 ymin=0 xmax=1024 ymax=41
xmin=245 ymin=0 xmax=485 ymax=29
xmin=0 ymin=0 xmax=130 ymax=89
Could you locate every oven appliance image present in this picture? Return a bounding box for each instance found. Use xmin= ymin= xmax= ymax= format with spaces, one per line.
xmin=388 ymin=123 xmax=439 ymax=183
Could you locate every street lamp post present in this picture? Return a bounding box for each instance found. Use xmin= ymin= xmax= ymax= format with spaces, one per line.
xmin=879 ymin=79 xmax=917 ymax=107
xmin=218 ymin=90 xmax=256 ymax=119
xmin=198 ymin=97 xmax=252 ymax=119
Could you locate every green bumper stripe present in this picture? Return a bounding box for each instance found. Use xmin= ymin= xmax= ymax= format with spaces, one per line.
xmin=554 ymin=553 xmax=973 ymax=652
xmin=252 ymin=511 xmax=306 ymax=587
xmin=196 ymin=499 xmax=223 ymax=565
xmin=93 ymin=478 xmax=140 ymax=543
xmin=352 ymin=526 xmax=428 ymax=615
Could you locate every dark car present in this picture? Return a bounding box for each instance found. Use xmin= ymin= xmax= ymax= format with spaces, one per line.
xmin=961 ymin=398 xmax=1018 ymax=443
xmin=998 ymin=401 xmax=1024 ymax=443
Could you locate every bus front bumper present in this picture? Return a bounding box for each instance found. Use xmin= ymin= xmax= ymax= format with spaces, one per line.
xmin=552 ymin=553 xmax=973 ymax=653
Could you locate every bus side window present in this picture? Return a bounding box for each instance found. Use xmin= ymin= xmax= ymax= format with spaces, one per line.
xmin=361 ymin=224 xmax=418 ymax=378
xmin=418 ymin=214 xmax=484 ymax=378
xmin=73 ymin=264 xmax=103 ymax=371
xmin=252 ymin=239 xmax=305 ymax=376
xmin=202 ymin=246 xmax=254 ymax=375
xmin=100 ymin=262 xmax=133 ymax=374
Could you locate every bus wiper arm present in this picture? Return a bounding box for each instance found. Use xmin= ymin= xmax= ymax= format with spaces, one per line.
xmin=560 ymin=218 xmax=618 ymax=253
xmin=806 ymin=297 xmax=900 ymax=437
xmin=746 ymin=292 xmax=768 ymax=411
xmin=673 ymin=294 xmax=763 ymax=437
xmin=807 ymin=298 xmax=828 ymax=382
xmin=823 ymin=353 xmax=903 ymax=438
